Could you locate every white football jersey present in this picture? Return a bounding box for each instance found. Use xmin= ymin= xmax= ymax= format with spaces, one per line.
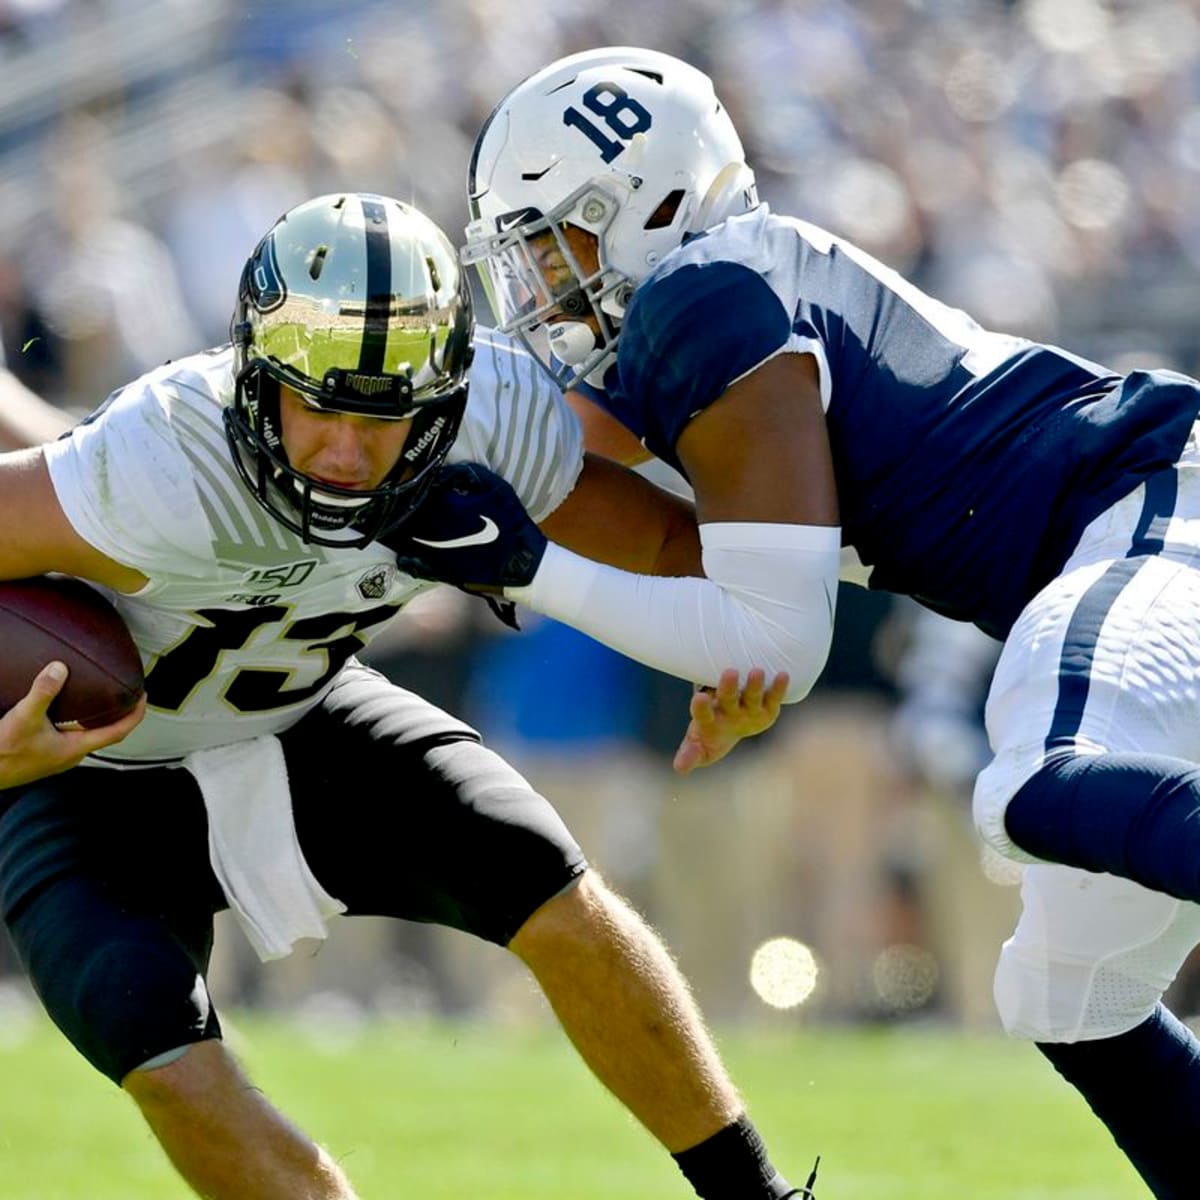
xmin=43 ymin=331 xmax=583 ymax=763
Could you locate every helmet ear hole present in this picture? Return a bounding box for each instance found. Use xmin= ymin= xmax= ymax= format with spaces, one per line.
xmin=644 ymin=189 xmax=686 ymax=231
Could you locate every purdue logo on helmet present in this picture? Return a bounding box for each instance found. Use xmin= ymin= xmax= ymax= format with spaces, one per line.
xmin=244 ymin=239 xmax=287 ymax=314
xmin=345 ymin=374 xmax=394 ymax=397
xmin=225 ymin=193 xmax=474 ymax=548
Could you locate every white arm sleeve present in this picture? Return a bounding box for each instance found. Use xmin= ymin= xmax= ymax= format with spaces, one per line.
xmin=509 ymin=522 xmax=840 ymax=703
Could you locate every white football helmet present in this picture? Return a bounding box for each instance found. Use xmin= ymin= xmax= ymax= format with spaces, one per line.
xmin=463 ymin=47 xmax=758 ymax=389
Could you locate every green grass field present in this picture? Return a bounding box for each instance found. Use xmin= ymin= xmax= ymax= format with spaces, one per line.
xmin=0 ymin=1015 xmax=1148 ymax=1199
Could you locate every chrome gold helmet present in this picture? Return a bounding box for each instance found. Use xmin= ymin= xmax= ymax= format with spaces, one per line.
xmin=227 ymin=192 xmax=473 ymax=546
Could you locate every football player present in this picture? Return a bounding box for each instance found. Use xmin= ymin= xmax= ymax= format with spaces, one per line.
xmin=0 ymin=193 xmax=811 ymax=1200
xmin=429 ymin=45 xmax=1200 ymax=1198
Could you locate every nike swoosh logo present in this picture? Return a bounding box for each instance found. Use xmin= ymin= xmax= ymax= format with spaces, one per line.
xmin=411 ymin=517 xmax=500 ymax=550
xmin=496 ymin=206 xmax=542 ymax=231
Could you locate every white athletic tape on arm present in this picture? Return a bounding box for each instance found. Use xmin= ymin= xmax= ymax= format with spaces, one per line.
xmin=510 ymin=522 xmax=840 ymax=703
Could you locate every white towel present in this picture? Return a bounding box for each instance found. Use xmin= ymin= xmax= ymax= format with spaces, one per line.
xmin=186 ymin=735 xmax=346 ymax=961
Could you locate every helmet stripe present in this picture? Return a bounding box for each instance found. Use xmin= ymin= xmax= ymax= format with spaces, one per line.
xmin=359 ymin=196 xmax=392 ymax=374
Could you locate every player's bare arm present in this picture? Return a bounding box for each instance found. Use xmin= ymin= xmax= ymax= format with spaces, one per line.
xmin=0 ymin=449 xmax=148 ymax=591
xmin=675 ymin=352 xmax=838 ymax=527
xmin=565 ymin=388 xmax=652 ymax=466
xmin=0 ymin=368 xmax=72 ymax=451
xmin=538 ymin=451 xmax=702 ymax=576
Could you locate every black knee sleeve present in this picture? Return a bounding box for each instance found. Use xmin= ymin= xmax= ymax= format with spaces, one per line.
xmin=63 ymin=941 xmax=216 ymax=1084
xmin=9 ymin=880 xmax=220 ymax=1084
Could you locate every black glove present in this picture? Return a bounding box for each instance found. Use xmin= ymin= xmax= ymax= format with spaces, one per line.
xmin=382 ymin=462 xmax=548 ymax=594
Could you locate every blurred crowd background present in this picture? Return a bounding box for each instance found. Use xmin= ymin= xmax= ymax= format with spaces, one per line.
xmin=3 ymin=0 xmax=1200 ymax=1035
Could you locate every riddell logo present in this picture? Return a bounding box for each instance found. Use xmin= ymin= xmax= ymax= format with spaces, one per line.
xmin=346 ymin=374 xmax=392 ymax=396
xmin=404 ymin=415 xmax=446 ymax=461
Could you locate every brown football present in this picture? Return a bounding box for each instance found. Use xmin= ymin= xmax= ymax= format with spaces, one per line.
xmin=0 ymin=576 xmax=145 ymax=729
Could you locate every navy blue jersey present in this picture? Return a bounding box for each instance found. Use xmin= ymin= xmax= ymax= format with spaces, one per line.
xmin=589 ymin=207 xmax=1200 ymax=638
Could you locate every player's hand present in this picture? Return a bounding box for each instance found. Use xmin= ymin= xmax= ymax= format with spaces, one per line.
xmin=672 ymin=667 xmax=789 ymax=775
xmin=383 ymin=463 xmax=547 ymax=594
xmin=0 ymin=662 xmax=146 ymax=789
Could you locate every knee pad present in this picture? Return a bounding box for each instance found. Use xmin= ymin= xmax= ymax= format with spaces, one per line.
xmin=992 ymin=862 xmax=1200 ymax=1043
xmin=993 ymin=939 xmax=1092 ymax=1042
xmin=994 ymin=941 xmax=1156 ymax=1043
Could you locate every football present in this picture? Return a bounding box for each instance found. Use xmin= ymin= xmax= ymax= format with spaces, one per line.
xmin=0 ymin=575 xmax=145 ymax=730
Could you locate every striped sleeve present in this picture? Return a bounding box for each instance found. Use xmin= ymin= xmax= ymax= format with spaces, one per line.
xmin=43 ymin=367 xmax=218 ymax=578
xmin=451 ymin=329 xmax=584 ymax=523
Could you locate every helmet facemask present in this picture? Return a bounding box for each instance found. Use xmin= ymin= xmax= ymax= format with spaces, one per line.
xmin=463 ymin=182 xmax=635 ymax=390
xmin=226 ymin=354 xmax=467 ymax=548
xmin=225 ymin=193 xmax=473 ymax=548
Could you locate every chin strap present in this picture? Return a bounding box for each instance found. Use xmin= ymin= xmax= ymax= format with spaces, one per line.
xmin=782 ymin=1156 xmax=820 ymax=1198
xmin=802 ymin=1155 xmax=820 ymax=1197
xmin=547 ymin=320 xmax=596 ymax=365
